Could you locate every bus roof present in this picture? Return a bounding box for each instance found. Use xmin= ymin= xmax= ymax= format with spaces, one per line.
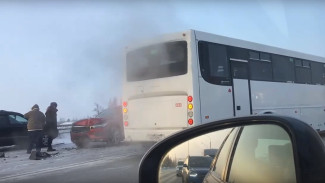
xmin=193 ymin=29 xmax=325 ymax=63
xmin=125 ymin=29 xmax=325 ymax=63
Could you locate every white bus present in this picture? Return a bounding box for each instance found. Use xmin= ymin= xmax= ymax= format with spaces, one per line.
xmin=122 ymin=30 xmax=325 ymax=142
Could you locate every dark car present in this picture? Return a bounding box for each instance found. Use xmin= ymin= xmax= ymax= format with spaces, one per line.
xmin=176 ymin=160 xmax=184 ymax=176
xmin=0 ymin=110 xmax=49 ymax=148
xmin=0 ymin=110 xmax=29 ymax=147
xmin=70 ymin=107 xmax=124 ymax=147
xmin=181 ymin=156 xmax=213 ymax=183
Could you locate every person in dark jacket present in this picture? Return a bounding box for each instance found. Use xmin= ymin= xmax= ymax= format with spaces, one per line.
xmin=44 ymin=102 xmax=58 ymax=152
xmin=24 ymin=104 xmax=46 ymax=155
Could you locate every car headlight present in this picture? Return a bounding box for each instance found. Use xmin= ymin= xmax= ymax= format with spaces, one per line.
xmin=189 ymin=171 xmax=198 ymax=177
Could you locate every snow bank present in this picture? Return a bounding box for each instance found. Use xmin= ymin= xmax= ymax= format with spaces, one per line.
xmin=53 ymin=133 xmax=72 ymax=145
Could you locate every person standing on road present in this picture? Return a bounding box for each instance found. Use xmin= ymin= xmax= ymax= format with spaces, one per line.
xmin=44 ymin=102 xmax=58 ymax=152
xmin=24 ymin=104 xmax=46 ymax=156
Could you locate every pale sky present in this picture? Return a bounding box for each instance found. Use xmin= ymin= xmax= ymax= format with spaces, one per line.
xmin=0 ymin=0 xmax=324 ymax=120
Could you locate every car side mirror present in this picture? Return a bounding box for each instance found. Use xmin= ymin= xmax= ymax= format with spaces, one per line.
xmin=139 ymin=116 xmax=325 ymax=183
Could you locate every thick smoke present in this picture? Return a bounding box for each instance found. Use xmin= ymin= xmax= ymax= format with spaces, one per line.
xmin=0 ymin=1 xmax=185 ymax=120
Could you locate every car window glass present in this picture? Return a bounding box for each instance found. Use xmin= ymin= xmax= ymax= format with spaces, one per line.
xmin=9 ymin=115 xmax=27 ymax=125
xmin=213 ymin=128 xmax=237 ymax=180
xmin=177 ymin=161 xmax=183 ymax=166
xmin=228 ymin=124 xmax=296 ymax=183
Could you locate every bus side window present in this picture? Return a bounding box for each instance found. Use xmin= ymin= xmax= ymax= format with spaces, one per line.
xmin=311 ymin=62 xmax=325 ymax=85
xmin=295 ymin=59 xmax=312 ymax=84
xmin=272 ymin=55 xmax=295 ymax=83
xmin=228 ymin=46 xmax=249 ymax=61
xmin=249 ymin=51 xmax=272 ymax=81
xmin=198 ymin=41 xmax=231 ymax=86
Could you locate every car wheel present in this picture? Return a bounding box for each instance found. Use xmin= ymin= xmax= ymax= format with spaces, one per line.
xmin=75 ymin=142 xmax=84 ymax=148
xmin=42 ymin=135 xmax=49 ymax=147
xmin=75 ymin=138 xmax=89 ymax=148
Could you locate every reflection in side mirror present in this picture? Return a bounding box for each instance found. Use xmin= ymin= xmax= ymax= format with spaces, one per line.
xmin=159 ymin=124 xmax=297 ymax=183
xmin=159 ymin=129 xmax=231 ymax=183
xmin=140 ymin=116 xmax=325 ymax=183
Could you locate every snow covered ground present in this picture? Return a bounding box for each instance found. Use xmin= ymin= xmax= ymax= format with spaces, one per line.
xmin=0 ymin=132 xmax=77 ymax=178
xmin=52 ymin=132 xmax=72 ymax=145
xmin=0 ymin=132 xmax=150 ymax=182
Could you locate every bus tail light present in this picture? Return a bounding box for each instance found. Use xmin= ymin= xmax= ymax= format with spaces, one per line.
xmin=187 ymin=95 xmax=194 ymax=125
xmin=188 ymin=103 xmax=193 ymax=110
xmin=123 ymin=101 xmax=128 ymax=126
xmin=188 ymin=119 xmax=193 ymax=125
xmin=123 ymin=108 xmax=128 ymax=113
xmin=187 ymin=96 xmax=193 ymax=102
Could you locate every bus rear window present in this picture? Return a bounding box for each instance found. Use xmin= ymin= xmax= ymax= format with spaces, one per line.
xmin=126 ymin=41 xmax=187 ymax=82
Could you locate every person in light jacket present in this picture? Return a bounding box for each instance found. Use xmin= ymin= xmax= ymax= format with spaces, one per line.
xmin=44 ymin=102 xmax=58 ymax=152
xmin=24 ymin=104 xmax=46 ymax=155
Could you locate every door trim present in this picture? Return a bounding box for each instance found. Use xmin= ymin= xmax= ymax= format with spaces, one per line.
xmin=230 ymin=60 xmax=253 ymax=116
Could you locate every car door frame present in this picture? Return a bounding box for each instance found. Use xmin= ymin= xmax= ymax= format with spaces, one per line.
xmin=204 ymin=127 xmax=240 ymax=183
xmin=181 ymin=157 xmax=189 ymax=183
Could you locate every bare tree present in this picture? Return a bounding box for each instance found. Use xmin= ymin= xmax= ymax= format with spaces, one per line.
xmin=93 ymin=103 xmax=104 ymax=116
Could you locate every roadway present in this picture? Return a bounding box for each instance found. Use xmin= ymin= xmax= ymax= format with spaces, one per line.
xmin=159 ymin=169 xmax=182 ymax=183
xmin=0 ymin=142 xmax=151 ymax=183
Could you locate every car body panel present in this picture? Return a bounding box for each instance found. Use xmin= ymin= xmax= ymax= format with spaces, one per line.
xmin=0 ymin=110 xmax=29 ymax=146
xmin=70 ymin=115 xmax=124 ymax=146
xmin=181 ymin=156 xmax=213 ymax=183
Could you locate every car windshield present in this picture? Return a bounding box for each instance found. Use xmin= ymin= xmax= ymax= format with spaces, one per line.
xmin=177 ymin=161 xmax=184 ymax=166
xmin=0 ymin=1 xmax=324 ymax=183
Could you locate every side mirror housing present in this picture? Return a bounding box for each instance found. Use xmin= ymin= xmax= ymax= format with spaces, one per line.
xmin=139 ymin=116 xmax=325 ymax=183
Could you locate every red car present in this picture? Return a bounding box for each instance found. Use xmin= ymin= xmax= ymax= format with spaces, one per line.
xmin=70 ymin=107 xmax=124 ymax=147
